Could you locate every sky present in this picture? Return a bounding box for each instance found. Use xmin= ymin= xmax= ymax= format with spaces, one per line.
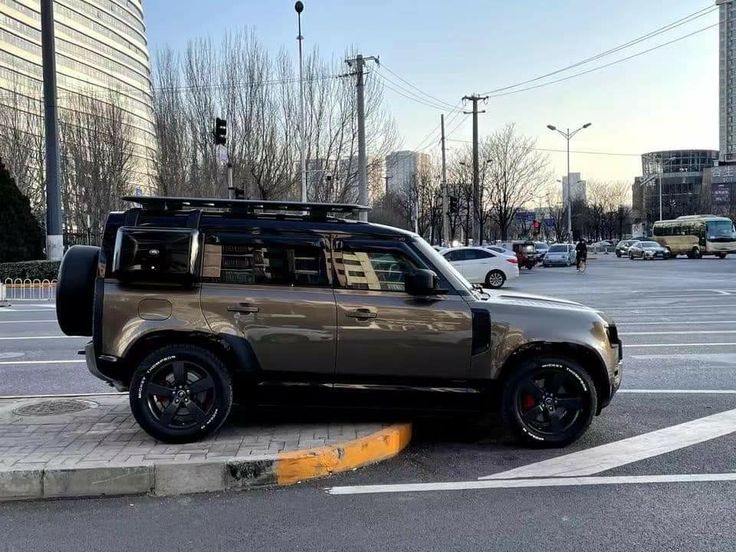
xmin=144 ymin=0 xmax=721 ymax=187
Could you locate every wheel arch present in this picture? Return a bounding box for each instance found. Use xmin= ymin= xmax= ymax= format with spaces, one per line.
xmin=117 ymin=330 xmax=261 ymax=388
xmin=498 ymin=341 xmax=610 ymax=414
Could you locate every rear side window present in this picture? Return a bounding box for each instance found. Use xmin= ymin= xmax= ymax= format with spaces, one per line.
xmin=202 ymin=233 xmax=329 ymax=287
xmin=333 ymin=248 xmax=416 ymax=292
xmin=464 ymin=249 xmax=492 ymax=260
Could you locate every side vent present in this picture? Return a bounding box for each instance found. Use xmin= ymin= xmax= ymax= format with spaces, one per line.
xmin=471 ymin=309 xmax=491 ymax=355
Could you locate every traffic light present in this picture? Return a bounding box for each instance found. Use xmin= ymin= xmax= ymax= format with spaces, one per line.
xmin=449 ymin=195 xmax=459 ymax=214
xmin=213 ymin=117 xmax=227 ymax=146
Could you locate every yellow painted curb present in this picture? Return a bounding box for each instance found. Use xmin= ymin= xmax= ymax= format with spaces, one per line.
xmin=275 ymin=423 xmax=412 ymax=486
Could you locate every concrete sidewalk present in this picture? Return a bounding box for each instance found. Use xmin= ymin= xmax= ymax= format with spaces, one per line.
xmin=0 ymin=394 xmax=411 ymax=501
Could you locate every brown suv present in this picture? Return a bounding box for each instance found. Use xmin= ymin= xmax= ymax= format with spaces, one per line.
xmin=56 ymin=197 xmax=622 ymax=445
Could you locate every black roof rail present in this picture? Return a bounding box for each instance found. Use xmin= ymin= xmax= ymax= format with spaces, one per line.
xmin=122 ymin=196 xmax=370 ymax=220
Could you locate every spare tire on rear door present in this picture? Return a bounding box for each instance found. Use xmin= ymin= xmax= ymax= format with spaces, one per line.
xmin=56 ymin=245 xmax=100 ymax=337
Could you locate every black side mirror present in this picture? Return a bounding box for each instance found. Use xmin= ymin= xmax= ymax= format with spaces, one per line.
xmin=405 ymin=269 xmax=439 ymax=296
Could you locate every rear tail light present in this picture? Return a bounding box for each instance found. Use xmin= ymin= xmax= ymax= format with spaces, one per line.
xmin=507 ymin=257 xmax=518 ymax=264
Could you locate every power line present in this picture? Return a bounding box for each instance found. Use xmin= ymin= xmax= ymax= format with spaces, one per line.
xmin=447 ymin=138 xmax=643 ymax=157
xmin=378 ymin=63 xmax=457 ymax=110
xmin=487 ymin=22 xmax=718 ymax=98
xmin=371 ymin=70 xmax=452 ymax=111
xmin=480 ymin=4 xmax=717 ymax=96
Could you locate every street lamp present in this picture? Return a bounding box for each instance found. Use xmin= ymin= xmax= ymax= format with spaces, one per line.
xmin=547 ymin=122 xmax=592 ymax=240
xmin=295 ymin=1 xmax=306 ymax=202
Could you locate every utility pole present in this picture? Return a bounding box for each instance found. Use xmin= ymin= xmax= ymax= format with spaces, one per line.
xmin=41 ymin=0 xmax=62 ymax=260
xmin=227 ymin=162 xmax=234 ymax=200
xmin=383 ymin=175 xmax=392 ymax=194
xmin=441 ymin=114 xmax=449 ymax=246
xmin=346 ymin=54 xmax=378 ymax=221
xmin=295 ymin=2 xmax=307 ymax=202
xmin=463 ymin=94 xmax=488 ymax=244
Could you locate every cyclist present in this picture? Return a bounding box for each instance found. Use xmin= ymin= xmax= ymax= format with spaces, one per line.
xmin=575 ymin=238 xmax=588 ymax=271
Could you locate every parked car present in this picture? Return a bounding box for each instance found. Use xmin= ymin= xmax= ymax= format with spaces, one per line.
xmin=534 ymin=242 xmax=550 ymax=262
xmin=442 ymin=246 xmax=519 ymax=288
xmin=628 ymin=240 xmax=670 ymax=260
xmin=485 ymin=245 xmax=516 ymax=258
xmin=615 ymin=239 xmax=638 ymax=258
xmin=498 ymin=241 xmax=537 ymax=269
xmin=55 ymin=196 xmax=622 ymax=447
xmin=592 ymin=240 xmax=616 ymax=254
xmin=543 ymin=243 xmax=576 ymax=267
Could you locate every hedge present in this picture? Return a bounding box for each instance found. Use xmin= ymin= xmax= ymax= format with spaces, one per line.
xmin=0 ymin=260 xmax=60 ymax=282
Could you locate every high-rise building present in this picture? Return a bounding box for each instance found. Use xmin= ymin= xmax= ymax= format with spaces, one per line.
xmin=0 ymin=0 xmax=156 ymax=188
xmin=561 ymin=172 xmax=586 ymax=205
xmin=718 ymin=0 xmax=736 ymax=161
xmin=385 ymin=150 xmax=431 ymax=194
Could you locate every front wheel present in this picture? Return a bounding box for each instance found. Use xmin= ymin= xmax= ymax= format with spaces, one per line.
xmin=616 ymin=251 xmax=622 ymax=258
xmin=130 ymin=344 xmax=233 ymax=443
xmin=485 ymin=270 xmax=506 ymax=289
xmin=629 ymin=252 xmax=635 ymax=260
xmin=717 ymin=252 xmax=727 ymax=259
xmin=502 ymin=357 xmax=597 ymax=447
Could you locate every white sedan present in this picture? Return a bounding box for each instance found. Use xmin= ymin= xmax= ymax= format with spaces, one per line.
xmin=442 ymin=246 xmax=520 ymax=288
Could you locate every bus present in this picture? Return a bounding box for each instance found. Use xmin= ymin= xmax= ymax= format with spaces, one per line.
xmin=652 ymin=215 xmax=736 ymax=258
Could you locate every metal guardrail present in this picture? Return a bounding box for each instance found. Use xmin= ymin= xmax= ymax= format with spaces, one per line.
xmin=2 ymin=279 xmax=57 ymax=302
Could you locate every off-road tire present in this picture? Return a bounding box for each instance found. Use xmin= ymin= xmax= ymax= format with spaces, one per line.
xmin=502 ymin=356 xmax=597 ymax=448
xmin=130 ymin=344 xmax=233 ymax=443
xmin=56 ymin=245 xmax=99 ymax=337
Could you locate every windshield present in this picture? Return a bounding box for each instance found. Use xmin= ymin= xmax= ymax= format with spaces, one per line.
xmin=641 ymin=241 xmax=659 ymax=248
xmin=706 ymin=220 xmax=736 ymax=241
xmin=548 ymin=245 xmax=567 ymax=252
xmin=413 ymin=237 xmax=473 ymax=293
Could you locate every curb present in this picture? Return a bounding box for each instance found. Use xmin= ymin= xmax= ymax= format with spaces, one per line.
xmin=0 ymin=423 xmax=412 ymax=501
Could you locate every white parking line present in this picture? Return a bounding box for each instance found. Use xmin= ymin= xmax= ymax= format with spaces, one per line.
xmin=617 ymin=320 xmax=736 ymax=326
xmin=0 ymin=360 xmax=84 ymax=365
xmin=0 ymin=335 xmax=79 ymax=341
xmin=480 ymin=407 xmax=736 ymax=480
xmin=620 ymin=330 xmax=736 ymax=336
xmin=620 ymin=389 xmax=736 ymax=394
xmin=0 ymin=320 xmax=57 ymax=324
xmin=631 ymin=353 xmax=736 ymax=360
xmin=326 ymin=473 xmax=736 ymax=496
xmin=627 ymin=342 xmax=736 ymax=348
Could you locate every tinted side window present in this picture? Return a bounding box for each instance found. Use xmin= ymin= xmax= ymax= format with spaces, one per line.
xmin=333 ymin=249 xmax=416 ymax=292
xmin=443 ymin=249 xmax=464 ymax=262
xmin=465 ymin=249 xmax=492 ymax=260
xmin=202 ymin=234 xmax=329 ymax=287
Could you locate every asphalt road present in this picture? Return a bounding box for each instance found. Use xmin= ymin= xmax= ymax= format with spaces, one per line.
xmin=1 ymin=254 xmax=736 ymax=551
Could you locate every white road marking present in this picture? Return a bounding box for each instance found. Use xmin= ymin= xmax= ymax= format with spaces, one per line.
xmin=0 ymin=392 xmax=123 ymax=399
xmin=0 ymin=359 xmax=84 ymax=365
xmin=617 ymin=320 xmax=736 ymax=326
xmin=0 ymin=309 xmax=57 ymax=313
xmin=480 ymin=407 xmax=736 ymax=480
xmin=0 ymin=335 xmax=79 ymax=341
xmin=631 ymin=353 xmax=736 ymax=360
xmin=620 ymin=330 xmax=736 ymax=336
xmin=0 ymin=320 xmax=57 ymax=324
xmin=620 ymin=389 xmax=736 ymax=394
xmin=326 ymin=473 xmax=736 ymax=496
xmin=627 ymin=342 xmax=736 ymax=348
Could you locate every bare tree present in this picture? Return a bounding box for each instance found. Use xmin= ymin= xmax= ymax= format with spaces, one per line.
xmin=59 ymin=92 xmax=134 ymax=234
xmin=151 ymin=32 xmax=397 ymax=203
xmin=483 ymin=124 xmax=550 ymax=241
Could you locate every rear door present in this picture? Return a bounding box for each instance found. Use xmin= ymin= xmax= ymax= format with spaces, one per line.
xmin=199 ymin=231 xmax=337 ymax=375
xmin=442 ymin=249 xmax=471 ymax=279
xmin=332 ymin=238 xmax=473 ymax=380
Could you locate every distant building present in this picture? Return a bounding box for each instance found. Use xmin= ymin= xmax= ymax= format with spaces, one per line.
xmin=385 ymin=150 xmax=431 ymax=194
xmin=632 ymin=150 xmax=718 ymax=225
xmin=718 ymin=0 xmax=736 ymax=162
xmin=0 ymin=0 xmax=156 ymax=189
xmin=561 ymin=173 xmax=586 ymax=205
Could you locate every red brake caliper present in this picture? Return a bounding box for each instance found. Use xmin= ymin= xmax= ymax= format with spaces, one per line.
xmin=522 ymin=393 xmax=537 ymax=410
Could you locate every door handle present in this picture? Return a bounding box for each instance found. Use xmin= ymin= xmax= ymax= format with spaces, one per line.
xmin=345 ymin=308 xmax=377 ymax=320
xmin=227 ymin=303 xmax=259 ymax=314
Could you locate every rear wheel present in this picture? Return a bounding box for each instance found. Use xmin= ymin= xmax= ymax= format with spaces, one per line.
xmin=485 ymin=270 xmax=506 ymax=289
xmin=502 ymin=357 xmax=597 ymax=447
xmin=130 ymin=344 xmax=233 ymax=443
xmin=689 ymin=247 xmax=702 ymax=259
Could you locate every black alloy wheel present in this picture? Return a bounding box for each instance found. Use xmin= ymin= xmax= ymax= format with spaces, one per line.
xmin=130 ymin=345 xmax=232 ymax=443
xmin=503 ymin=358 xmax=597 ymax=447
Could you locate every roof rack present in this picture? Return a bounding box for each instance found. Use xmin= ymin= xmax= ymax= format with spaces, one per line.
xmin=122 ymin=196 xmax=369 ymax=220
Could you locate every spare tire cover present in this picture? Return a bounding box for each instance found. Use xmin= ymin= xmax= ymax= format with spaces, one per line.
xmin=56 ymin=245 xmax=100 ymax=337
